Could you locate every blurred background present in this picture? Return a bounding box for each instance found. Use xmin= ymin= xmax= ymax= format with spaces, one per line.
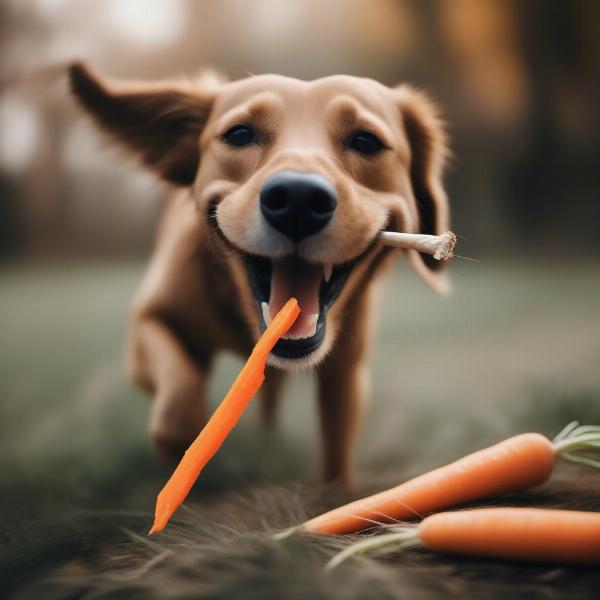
xmin=1 ymin=0 xmax=599 ymax=594
xmin=1 ymin=0 xmax=599 ymax=258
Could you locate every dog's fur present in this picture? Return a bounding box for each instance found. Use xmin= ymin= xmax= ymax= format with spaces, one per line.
xmin=68 ymin=63 xmax=450 ymax=484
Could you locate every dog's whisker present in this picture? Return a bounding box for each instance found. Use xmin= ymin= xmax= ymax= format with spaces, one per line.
xmin=452 ymin=254 xmax=480 ymax=263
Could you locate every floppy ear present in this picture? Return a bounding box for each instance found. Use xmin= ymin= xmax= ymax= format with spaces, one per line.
xmin=396 ymin=85 xmax=451 ymax=294
xmin=68 ymin=62 xmax=219 ymax=186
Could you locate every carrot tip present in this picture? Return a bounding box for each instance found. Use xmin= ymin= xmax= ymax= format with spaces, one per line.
xmin=148 ymin=516 xmax=167 ymax=535
xmin=148 ymin=516 xmax=168 ymax=535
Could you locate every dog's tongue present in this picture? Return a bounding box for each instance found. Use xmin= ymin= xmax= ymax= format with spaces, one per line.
xmin=269 ymin=257 xmax=321 ymax=338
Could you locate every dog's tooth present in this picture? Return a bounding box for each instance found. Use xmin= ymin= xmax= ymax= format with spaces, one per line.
xmin=281 ymin=313 xmax=319 ymax=341
xmin=307 ymin=313 xmax=318 ymax=337
xmin=261 ymin=302 xmax=271 ymax=325
xmin=323 ymin=263 xmax=333 ymax=283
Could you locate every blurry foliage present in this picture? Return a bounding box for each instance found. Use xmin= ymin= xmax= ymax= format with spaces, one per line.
xmin=0 ymin=0 xmax=598 ymax=259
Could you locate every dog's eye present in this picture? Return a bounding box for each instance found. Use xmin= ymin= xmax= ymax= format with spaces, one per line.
xmin=346 ymin=131 xmax=384 ymax=155
xmin=222 ymin=124 xmax=258 ymax=147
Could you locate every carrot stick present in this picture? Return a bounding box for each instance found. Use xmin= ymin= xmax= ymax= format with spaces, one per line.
xmin=302 ymin=423 xmax=600 ymax=535
xmin=326 ymin=508 xmax=600 ymax=569
xmin=148 ymin=297 xmax=300 ymax=535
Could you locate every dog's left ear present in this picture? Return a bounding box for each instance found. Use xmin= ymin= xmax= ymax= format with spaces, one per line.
xmin=395 ymin=85 xmax=451 ymax=295
xmin=68 ymin=62 xmax=220 ymax=186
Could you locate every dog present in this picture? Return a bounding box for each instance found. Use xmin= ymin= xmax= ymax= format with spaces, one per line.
xmin=68 ymin=62 xmax=451 ymax=484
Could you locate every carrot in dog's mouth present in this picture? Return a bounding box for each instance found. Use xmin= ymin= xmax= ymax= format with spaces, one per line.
xmin=246 ymin=254 xmax=354 ymax=360
xmin=149 ymin=298 xmax=301 ymax=534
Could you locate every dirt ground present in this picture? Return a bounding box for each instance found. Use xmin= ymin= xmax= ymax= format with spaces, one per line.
xmin=2 ymin=258 xmax=600 ymax=598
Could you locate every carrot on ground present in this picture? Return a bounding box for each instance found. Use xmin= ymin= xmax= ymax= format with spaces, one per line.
xmin=301 ymin=422 xmax=600 ymax=535
xmin=326 ymin=507 xmax=600 ymax=569
xmin=149 ymin=297 xmax=300 ymax=535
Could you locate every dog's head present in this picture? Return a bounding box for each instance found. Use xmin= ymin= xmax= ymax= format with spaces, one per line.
xmin=69 ymin=64 xmax=450 ymax=369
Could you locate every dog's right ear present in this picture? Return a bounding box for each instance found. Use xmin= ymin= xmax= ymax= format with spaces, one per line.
xmin=395 ymin=85 xmax=452 ymax=295
xmin=68 ymin=62 xmax=219 ymax=186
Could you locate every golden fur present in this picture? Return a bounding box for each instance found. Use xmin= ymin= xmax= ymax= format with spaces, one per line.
xmin=69 ymin=63 xmax=451 ymax=484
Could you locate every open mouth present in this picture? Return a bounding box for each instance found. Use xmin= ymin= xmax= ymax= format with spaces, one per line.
xmin=245 ymin=254 xmax=356 ymax=360
xmin=206 ymin=200 xmax=386 ymax=361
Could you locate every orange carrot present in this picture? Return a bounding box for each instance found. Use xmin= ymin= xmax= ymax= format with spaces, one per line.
xmin=149 ymin=297 xmax=300 ymax=534
xmin=327 ymin=508 xmax=600 ymax=569
xmin=303 ymin=423 xmax=600 ymax=535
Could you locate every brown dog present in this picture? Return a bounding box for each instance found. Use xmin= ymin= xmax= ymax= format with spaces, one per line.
xmin=68 ymin=63 xmax=451 ymax=484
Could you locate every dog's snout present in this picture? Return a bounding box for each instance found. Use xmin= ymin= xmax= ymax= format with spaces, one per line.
xmin=260 ymin=170 xmax=337 ymax=242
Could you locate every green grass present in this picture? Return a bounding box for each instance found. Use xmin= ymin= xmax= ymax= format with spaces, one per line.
xmin=1 ymin=258 xmax=600 ymax=592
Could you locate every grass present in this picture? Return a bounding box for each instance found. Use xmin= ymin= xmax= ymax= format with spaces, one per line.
xmin=1 ymin=258 xmax=600 ymax=597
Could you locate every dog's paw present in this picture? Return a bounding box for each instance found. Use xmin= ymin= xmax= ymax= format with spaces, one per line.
xmin=149 ymin=384 xmax=207 ymax=461
xmin=150 ymin=428 xmax=195 ymax=461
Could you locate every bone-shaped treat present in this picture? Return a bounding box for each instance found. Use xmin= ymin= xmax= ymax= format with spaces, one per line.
xmin=379 ymin=231 xmax=457 ymax=261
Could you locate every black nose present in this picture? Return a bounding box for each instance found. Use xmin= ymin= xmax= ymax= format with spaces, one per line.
xmin=260 ymin=171 xmax=337 ymax=242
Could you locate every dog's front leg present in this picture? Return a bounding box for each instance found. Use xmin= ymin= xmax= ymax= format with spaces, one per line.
xmin=316 ymin=295 xmax=373 ymax=485
xmin=317 ymin=347 xmax=368 ymax=486
xmin=126 ymin=316 xmax=212 ymax=460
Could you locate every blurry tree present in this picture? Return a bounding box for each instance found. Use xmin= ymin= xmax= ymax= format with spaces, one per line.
xmin=0 ymin=0 xmax=598 ymax=259
xmin=504 ymin=0 xmax=600 ymax=249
